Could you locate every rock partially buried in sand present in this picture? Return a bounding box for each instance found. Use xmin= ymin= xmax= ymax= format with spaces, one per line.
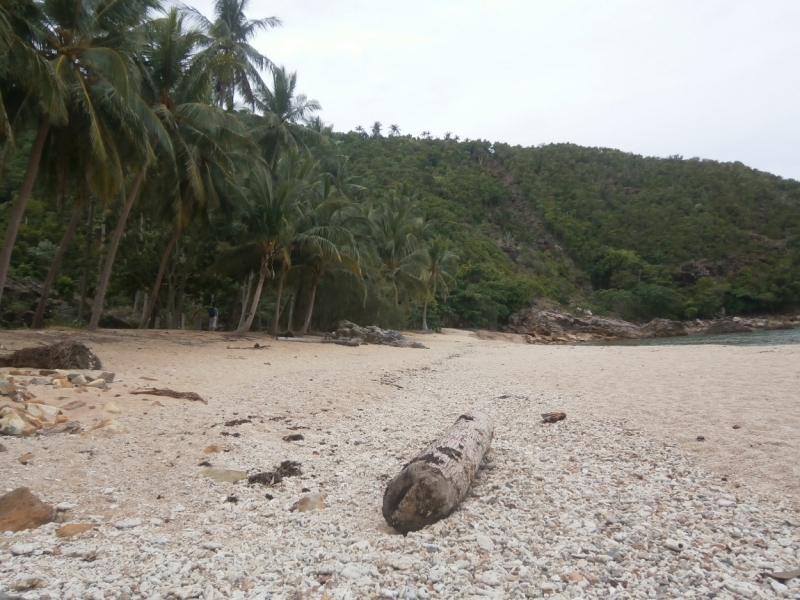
xmin=0 ymin=341 xmax=102 ymax=370
xmin=24 ymin=403 xmax=60 ymax=423
xmin=17 ymin=453 xmax=34 ymax=464
xmin=0 ymin=407 xmax=43 ymax=436
xmin=81 ymin=419 xmax=128 ymax=439
xmin=292 ymin=493 xmax=327 ymax=512
xmin=102 ymin=402 xmax=121 ymax=414
xmin=198 ymin=467 xmax=248 ymax=483
xmin=203 ymin=445 xmax=222 ymax=454
xmin=56 ymin=523 xmax=95 ymax=538
xmin=0 ymin=487 xmax=55 ymax=532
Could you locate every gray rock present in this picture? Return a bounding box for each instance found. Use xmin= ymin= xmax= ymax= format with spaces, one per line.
xmin=114 ymin=518 xmax=142 ymax=529
xmin=10 ymin=542 xmax=37 ymax=555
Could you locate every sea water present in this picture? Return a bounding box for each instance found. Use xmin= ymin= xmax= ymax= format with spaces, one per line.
xmin=598 ymin=326 xmax=800 ymax=347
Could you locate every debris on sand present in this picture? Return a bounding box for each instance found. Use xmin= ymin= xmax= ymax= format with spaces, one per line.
xmin=0 ymin=341 xmax=101 ymax=370
xmin=327 ymin=321 xmax=428 ymax=349
xmin=223 ymin=418 xmax=251 ymax=426
xmin=130 ymin=388 xmax=207 ymax=404
xmin=282 ymin=433 xmax=304 ymax=442
xmin=249 ymin=461 xmax=302 ymax=486
xmin=291 ymin=492 xmax=327 ymax=512
xmin=541 ymin=412 xmax=567 ymax=423
xmin=277 ymin=460 xmax=302 ymax=477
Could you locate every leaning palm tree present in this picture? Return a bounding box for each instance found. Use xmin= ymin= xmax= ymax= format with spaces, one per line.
xmin=137 ymin=7 xmax=252 ymax=329
xmin=186 ymin=0 xmax=280 ymax=110
xmin=421 ymin=237 xmax=458 ymax=331
xmin=252 ymin=66 xmax=321 ymax=171
xmin=225 ymin=153 xmax=317 ymax=335
xmin=0 ymin=0 xmax=69 ymax=307
xmin=295 ymin=176 xmax=363 ymax=335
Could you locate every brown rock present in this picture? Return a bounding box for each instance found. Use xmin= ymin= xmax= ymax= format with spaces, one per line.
xmin=0 ymin=442 xmax=6 ymax=452
xmin=62 ymin=400 xmax=86 ymax=410
xmin=56 ymin=523 xmax=95 ymax=538
xmin=541 ymin=412 xmax=567 ymax=423
xmin=0 ymin=487 xmax=55 ymax=532
xmin=562 ymin=571 xmax=584 ymax=583
xmin=203 ymin=445 xmax=222 ymax=454
xmin=292 ymin=492 xmax=327 ymax=512
xmin=17 ymin=453 xmax=34 ymax=464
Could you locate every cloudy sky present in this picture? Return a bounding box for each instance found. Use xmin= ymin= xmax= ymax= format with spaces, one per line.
xmin=190 ymin=0 xmax=800 ymax=180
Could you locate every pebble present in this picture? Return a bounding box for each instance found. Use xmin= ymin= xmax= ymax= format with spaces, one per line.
xmin=10 ymin=542 xmax=37 ymax=555
xmin=476 ymin=533 xmax=495 ymax=551
xmin=113 ymin=518 xmax=142 ymax=529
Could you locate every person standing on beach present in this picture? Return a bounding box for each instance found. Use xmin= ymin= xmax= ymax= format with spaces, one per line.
xmin=208 ymin=305 xmax=218 ymax=331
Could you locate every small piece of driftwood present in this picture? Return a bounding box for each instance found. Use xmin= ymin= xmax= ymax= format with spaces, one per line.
xmin=382 ymin=411 xmax=494 ymax=534
xmin=130 ymin=388 xmax=207 ymax=404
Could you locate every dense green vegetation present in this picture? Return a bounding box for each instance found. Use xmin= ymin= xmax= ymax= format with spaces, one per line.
xmin=2 ymin=1 xmax=798 ymax=333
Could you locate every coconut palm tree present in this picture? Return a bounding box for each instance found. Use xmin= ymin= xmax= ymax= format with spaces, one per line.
xmin=137 ymin=7 xmax=252 ymax=329
xmin=370 ymin=121 xmax=382 ymax=139
xmin=252 ymin=66 xmax=321 ymax=171
xmin=0 ymin=0 xmax=70 ymax=307
xmin=186 ymin=0 xmax=280 ymax=110
xmin=421 ymin=237 xmax=458 ymax=331
xmin=388 ymin=124 xmax=400 ymax=136
xmin=295 ymin=176 xmax=363 ymax=335
xmin=354 ymin=125 xmax=366 ymax=139
xmin=225 ymin=152 xmax=317 ymax=335
xmin=370 ymin=187 xmax=431 ymax=307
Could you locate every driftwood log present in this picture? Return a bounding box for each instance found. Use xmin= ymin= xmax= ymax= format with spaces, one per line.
xmin=382 ymin=411 xmax=494 ymax=534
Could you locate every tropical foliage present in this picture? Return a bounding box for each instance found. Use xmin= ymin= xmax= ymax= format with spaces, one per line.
xmin=1 ymin=2 xmax=798 ymax=334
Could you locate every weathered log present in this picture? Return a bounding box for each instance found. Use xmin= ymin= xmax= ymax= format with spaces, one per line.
xmin=382 ymin=411 xmax=494 ymax=534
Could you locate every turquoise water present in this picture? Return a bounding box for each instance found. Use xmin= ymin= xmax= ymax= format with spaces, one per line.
xmin=597 ymin=326 xmax=800 ymax=347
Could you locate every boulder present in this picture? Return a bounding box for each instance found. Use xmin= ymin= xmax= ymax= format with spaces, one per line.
xmin=640 ymin=318 xmax=688 ymax=338
xmin=706 ymin=320 xmax=752 ymax=335
xmin=329 ymin=321 xmax=427 ymax=348
xmin=0 ymin=488 xmax=55 ymax=532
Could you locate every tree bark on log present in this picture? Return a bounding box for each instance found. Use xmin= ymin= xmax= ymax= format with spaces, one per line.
xmin=382 ymin=411 xmax=494 ymax=534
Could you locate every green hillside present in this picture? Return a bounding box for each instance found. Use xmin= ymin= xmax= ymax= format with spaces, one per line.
xmin=334 ymin=134 xmax=800 ymax=322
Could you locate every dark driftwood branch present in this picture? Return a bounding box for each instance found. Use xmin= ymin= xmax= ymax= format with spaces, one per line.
xmin=130 ymin=388 xmax=207 ymax=404
xmin=382 ymin=411 xmax=494 ymax=534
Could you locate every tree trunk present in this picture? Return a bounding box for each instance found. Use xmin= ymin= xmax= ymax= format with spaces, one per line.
xmin=237 ymin=272 xmax=254 ymax=330
xmin=234 ymin=258 xmax=268 ymax=335
xmin=382 ymin=411 xmax=494 ymax=534
xmin=139 ymin=230 xmax=178 ymax=329
xmin=0 ymin=116 xmax=51 ymax=308
xmin=31 ymin=202 xmax=83 ymax=329
xmin=88 ymin=168 xmax=146 ymax=331
xmin=77 ymin=200 xmax=95 ymax=322
xmin=286 ymin=292 xmax=295 ymax=332
xmin=421 ymin=297 xmax=429 ymax=331
xmin=172 ymin=247 xmax=192 ymax=329
xmin=299 ymin=278 xmax=318 ymax=336
xmin=269 ymin=264 xmax=287 ymax=336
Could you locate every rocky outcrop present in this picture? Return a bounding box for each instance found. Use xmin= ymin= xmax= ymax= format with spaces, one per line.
xmin=705 ymin=320 xmax=753 ymax=335
xmin=640 ymin=318 xmax=688 ymax=338
xmin=327 ymin=321 xmax=428 ymax=348
xmin=513 ymin=308 xmax=643 ymax=343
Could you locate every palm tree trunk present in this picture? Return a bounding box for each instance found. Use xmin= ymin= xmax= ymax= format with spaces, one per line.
xmin=77 ymin=200 xmax=95 ymax=322
xmin=286 ymin=293 xmax=295 ymax=332
xmin=235 ymin=258 xmax=268 ymax=335
xmin=139 ymin=229 xmax=178 ymax=329
xmin=0 ymin=116 xmax=51 ymax=308
xmin=237 ymin=272 xmax=254 ymax=329
xmin=31 ymin=202 xmax=83 ymax=329
xmin=421 ymin=296 xmax=429 ymax=331
xmin=300 ymin=278 xmax=319 ymax=336
xmin=172 ymin=253 xmax=192 ymax=329
xmin=270 ymin=264 xmax=287 ymax=336
xmin=88 ymin=168 xmax=146 ymax=332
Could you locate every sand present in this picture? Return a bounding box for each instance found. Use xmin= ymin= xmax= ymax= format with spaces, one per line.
xmin=1 ymin=327 xmax=798 ymax=507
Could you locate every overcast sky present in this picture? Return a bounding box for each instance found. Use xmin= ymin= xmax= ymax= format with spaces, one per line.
xmin=189 ymin=0 xmax=800 ymax=180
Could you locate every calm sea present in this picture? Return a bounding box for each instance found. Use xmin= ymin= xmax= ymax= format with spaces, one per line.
xmin=596 ymin=327 xmax=800 ymax=347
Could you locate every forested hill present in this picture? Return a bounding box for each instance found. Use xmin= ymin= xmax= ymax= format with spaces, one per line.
xmin=335 ymin=133 xmax=800 ymax=323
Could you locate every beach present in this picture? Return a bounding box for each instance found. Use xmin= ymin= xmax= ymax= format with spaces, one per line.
xmin=1 ymin=328 xmax=798 ymax=598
